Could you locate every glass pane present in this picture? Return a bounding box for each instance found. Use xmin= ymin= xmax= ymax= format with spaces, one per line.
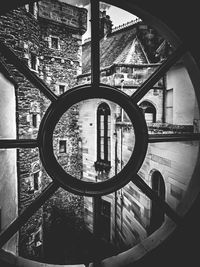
xmin=100 ymin=129 xmax=104 ymax=136
xmin=108 ymin=137 xmax=111 ymax=161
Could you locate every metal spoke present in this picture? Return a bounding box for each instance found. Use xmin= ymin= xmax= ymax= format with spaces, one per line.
xmin=0 ymin=182 xmax=59 ymax=249
xmin=149 ymin=133 xmax=200 ymax=143
xmin=131 ymin=44 xmax=186 ymax=103
xmin=132 ymin=175 xmax=182 ymax=224
xmin=0 ymin=41 xmax=58 ymax=102
xmin=0 ymin=139 xmax=38 ymax=149
xmin=91 ymin=0 xmax=100 ymax=90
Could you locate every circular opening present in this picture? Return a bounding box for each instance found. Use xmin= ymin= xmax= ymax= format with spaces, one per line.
xmin=53 ymin=99 xmax=136 ymax=182
xmin=39 ymin=85 xmax=148 ymax=196
xmin=1 ymin=0 xmax=200 ymax=266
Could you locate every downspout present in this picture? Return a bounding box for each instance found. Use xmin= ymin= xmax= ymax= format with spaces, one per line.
xmin=162 ymin=74 xmax=166 ymax=123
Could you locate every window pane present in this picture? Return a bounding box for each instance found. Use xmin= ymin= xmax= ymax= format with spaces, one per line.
xmin=51 ymin=37 xmax=58 ymax=49
xmin=30 ymin=53 xmax=36 ymax=70
xmin=59 ymin=85 xmax=65 ymax=95
xmin=100 ymin=129 xmax=104 ymax=137
xmin=32 ymin=114 xmax=37 ymax=128
xmin=34 ymin=172 xmax=39 ymax=191
xmin=59 ymin=140 xmax=66 ymax=153
xmin=108 ymin=137 xmax=111 ymax=161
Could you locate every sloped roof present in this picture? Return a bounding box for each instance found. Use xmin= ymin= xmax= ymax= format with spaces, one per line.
xmin=82 ymin=25 xmax=149 ymax=74
xmin=114 ymin=37 xmax=149 ymax=64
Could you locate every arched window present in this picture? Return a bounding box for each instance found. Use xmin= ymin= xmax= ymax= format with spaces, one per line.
xmin=95 ymin=103 xmax=111 ymax=172
xmin=149 ymin=171 xmax=165 ymax=234
xmin=139 ymin=101 xmax=156 ymax=123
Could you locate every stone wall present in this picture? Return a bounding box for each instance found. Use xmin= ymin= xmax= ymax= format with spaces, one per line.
xmin=0 ymin=6 xmax=43 ymax=259
xmin=38 ymin=0 xmax=87 ymax=34
xmin=0 ymin=0 xmax=87 ymax=261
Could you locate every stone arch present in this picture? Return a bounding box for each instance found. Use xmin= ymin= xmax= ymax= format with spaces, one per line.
xmin=139 ymin=100 xmax=157 ymax=123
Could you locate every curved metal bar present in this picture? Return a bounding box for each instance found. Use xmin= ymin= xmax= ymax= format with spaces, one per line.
xmin=0 ymin=41 xmax=58 ymax=102
xmin=38 ymin=84 xmax=148 ymax=196
xmin=132 ymin=175 xmax=182 ymax=224
xmin=0 ymin=182 xmax=59 ymax=249
xmin=149 ymin=133 xmax=200 ymax=143
xmin=130 ymin=44 xmax=186 ymax=103
xmin=0 ymin=139 xmax=38 ymax=149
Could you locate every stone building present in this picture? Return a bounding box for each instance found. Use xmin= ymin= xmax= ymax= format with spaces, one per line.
xmin=77 ymin=18 xmax=199 ymax=250
xmin=0 ymin=0 xmax=87 ymax=262
xmin=0 ymin=0 xmax=199 ymax=265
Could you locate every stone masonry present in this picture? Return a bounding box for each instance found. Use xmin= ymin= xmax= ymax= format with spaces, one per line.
xmin=0 ymin=0 xmax=87 ymax=261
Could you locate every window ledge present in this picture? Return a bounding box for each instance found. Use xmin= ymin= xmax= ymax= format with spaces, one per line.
xmin=94 ymin=160 xmax=111 ymax=172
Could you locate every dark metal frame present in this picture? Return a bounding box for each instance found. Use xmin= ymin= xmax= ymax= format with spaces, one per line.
xmin=0 ymin=0 xmax=199 ymax=262
xmin=39 ymin=84 xmax=148 ymax=196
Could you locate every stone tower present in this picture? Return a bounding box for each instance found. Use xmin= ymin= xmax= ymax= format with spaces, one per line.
xmin=0 ymin=0 xmax=87 ymax=261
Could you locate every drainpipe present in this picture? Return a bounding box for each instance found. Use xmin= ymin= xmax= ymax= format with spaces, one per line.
xmin=162 ymin=74 xmax=166 ymax=123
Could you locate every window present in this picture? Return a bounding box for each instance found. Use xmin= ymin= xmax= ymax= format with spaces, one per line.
xmin=59 ymin=85 xmax=65 ymax=95
xmin=32 ymin=114 xmax=37 ymax=128
xmin=149 ymin=171 xmax=166 ymax=234
xmin=51 ymin=37 xmax=59 ymax=49
xmin=97 ymin=103 xmax=111 ymax=162
xmin=30 ymin=53 xmax=37 ymax=71
xmin=166 ymin=88 xmax=173 ymax=124
xmin=28 ymin=171 xmax=40 ymax=192
xmin=153 ymin=88 xmax=159 ymax=95
xmin=28 ymin=3 xmax=34 ymax=14
xmin=33 ymin=172 xmax=39 ymax=191
xmin=1 ymin=1 xmax=200 ymax=266
xmin=59 ymin=140 xmax=66 ymax=153
xmin=139 ymin=101 xmax=156 ymax=123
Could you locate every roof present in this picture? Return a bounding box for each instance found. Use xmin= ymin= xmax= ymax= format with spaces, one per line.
xmin=82 ymin=24 xmax=149 ymax=74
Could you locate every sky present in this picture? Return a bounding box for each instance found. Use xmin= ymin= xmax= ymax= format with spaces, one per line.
xmin=59 ymin=0 xmax=137 ymax=41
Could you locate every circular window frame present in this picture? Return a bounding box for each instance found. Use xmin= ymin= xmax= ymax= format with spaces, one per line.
xmin=39 ymin=84 xmax=148 ymax=196
xmin=0 ymin=0 xmax=200 ymax=266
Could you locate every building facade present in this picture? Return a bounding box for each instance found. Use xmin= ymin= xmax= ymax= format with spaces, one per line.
xmin=78 ymin=19 xmax=199 ymax=250
xmin=0 ymin=0 xmax=199 ymax=264
xmin=0 ymin=0 xmax=87 ymax=261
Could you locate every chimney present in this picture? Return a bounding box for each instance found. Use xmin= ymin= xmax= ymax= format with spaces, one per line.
xmin=99 ymin=10 xmax=112 ymax=39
